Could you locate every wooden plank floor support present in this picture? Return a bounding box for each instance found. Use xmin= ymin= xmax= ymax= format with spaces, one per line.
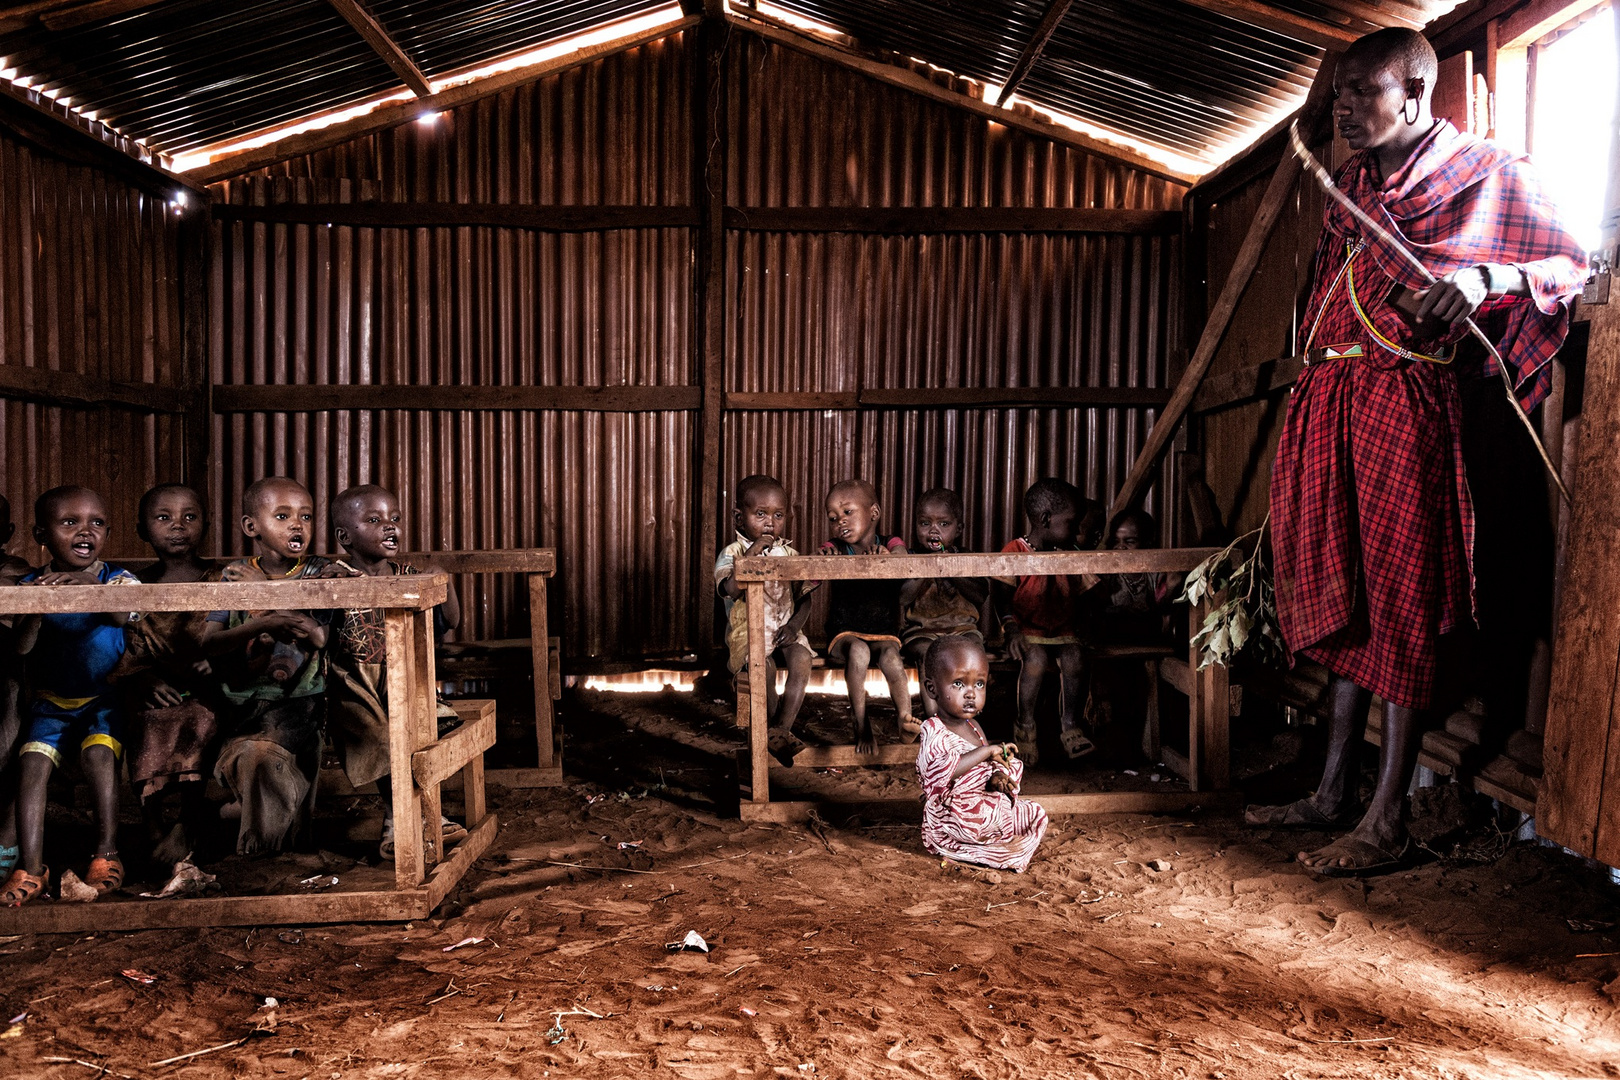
xmin=0 ymin=576 xmax=497 ymax=934
xmin=733 ymin=548 xmax=1225 ymax=817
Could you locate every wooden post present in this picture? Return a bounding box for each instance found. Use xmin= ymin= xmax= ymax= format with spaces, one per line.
xmin=385 ymin=608 xmax=426 ymax=889
xmin=746 ymin=582 xmax=770 ymax=804
xmin=178 ymin=202 xmax=212 ymax=498
xmin=1109 ymin=53 xmax=1338 ymax=522
xmin=528 ymin=573 xmax=555 ymax=769
xmin=691 ymin=2 xmax=728 ymax=654
xmin=1541 ymin=5 xmax=1620 ymax=857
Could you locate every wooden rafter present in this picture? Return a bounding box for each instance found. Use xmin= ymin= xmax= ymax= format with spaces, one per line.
xmin=731 ymin=10 xmax=1194 ymax=183
xmin=1178 ymin=0 xmax=1361 ymax=50
xmin=325 ymin=0 xmax=431 ymax=97
xmin=0 ymin=0 xmax=166 ymax=32
xmin=992 ymin=0 xmax=1074 ymax=106
xmin=188 ymin=15 xmax=698 ymax=183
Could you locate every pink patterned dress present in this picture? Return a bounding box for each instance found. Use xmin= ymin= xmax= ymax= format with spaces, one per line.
xmin=916 ymin=717 xmax=1049 ymax=872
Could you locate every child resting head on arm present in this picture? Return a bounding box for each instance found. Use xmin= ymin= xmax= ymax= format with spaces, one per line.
xmin=915 ymin=634 xmax=1048 ymax=873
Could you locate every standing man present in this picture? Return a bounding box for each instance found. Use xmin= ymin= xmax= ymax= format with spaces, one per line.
xmin=1247 ymin=28 xmax=1588 ymax=874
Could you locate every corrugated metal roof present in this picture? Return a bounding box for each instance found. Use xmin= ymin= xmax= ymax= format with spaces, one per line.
xmin=0 ymin=0 xmax=666 ymax=157
xmin=0 ymin=0 xmax=1452 ymax=170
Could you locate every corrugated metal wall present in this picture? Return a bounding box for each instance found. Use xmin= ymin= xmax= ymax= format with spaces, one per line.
xmin=724 ymin=34 xmax=1182 ymax=623
xmin=210 ymin=28 xmax=1186 ymax=660
xmin=0 ymin=125 xmax=188 ymax=564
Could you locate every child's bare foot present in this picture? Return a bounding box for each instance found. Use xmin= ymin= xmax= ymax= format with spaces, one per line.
xmin=152 ymin=823 xmax=192 ymax=866
xmin=898 ymin=716 xmax=922 ymax=742
xmin=767 ymin=728 xmax=805 ymax=768
xmin=854 ymin=720 xmax=878 ymax=755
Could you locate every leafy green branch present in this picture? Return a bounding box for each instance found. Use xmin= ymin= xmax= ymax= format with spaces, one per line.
xmin=1177 ymin=516 xmax=1286 ymax=671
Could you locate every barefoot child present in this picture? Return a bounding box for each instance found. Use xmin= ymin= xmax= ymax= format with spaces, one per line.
xmin=200 ymin=477 xmax=344 ymax=855
xmin=820 ymin=480 xmax=912 ymax=755
xmin=916 ymin=634 xmax=1047 ymax=872
xmin=993 ymin=478 xmax=1097 ymax=766
xmin=0 ymin=494 xmax=38 ymax=882
xmin=327 ymin=484 xmax=466 ymax=860
xmin=110 ymin=484 xmax=222 ymax=865
xmin=715 ymin=475 xmax=816 ymax=767
xmin=899 ymin=488 xmax=986 ymax=719
xmin=0 ymin=487 xmax=140 ymax=905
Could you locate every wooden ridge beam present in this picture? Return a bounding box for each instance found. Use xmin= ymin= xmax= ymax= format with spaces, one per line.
xmin=187 ymin=15 xmax=700 ymax=184
xmin=213 ymin=384 xmax=702 ymax=413
xmin=993 ymin=0 xmax=1075 ymax=106
xmin=727 ymin=10 xmax=1193 ymax=185
xmin=213 ymin=201 xmax=700 ymax=230
xmin=1177 ymin=0 xmax=1361 ymax=49
xmin=325 ymin=0 xmax=432 ymax=97
xmin=858 ymin=386 xmax=1172 ymax=409
xmin=1108 ymin=53 xmax=1338 ymax=522
xmin=213 ymin=201 xmax=1179 ymax=234
xmin=213 ymin=383 xmax=1172 ymax=415
xmin=0 ymin=362 xmax=188 ymax=413
xmin=724 ymin=205 xmax=1180 ymax=234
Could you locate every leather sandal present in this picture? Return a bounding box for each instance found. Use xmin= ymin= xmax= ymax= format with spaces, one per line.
xmin=85 ymin=853 xmax=125 ymax=895
xmin=1 ymin=866 xmax=49 ymax=907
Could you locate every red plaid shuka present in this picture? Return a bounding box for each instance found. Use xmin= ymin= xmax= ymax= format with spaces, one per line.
xmin=1270 ymin=122 xmax=1587 ymax=709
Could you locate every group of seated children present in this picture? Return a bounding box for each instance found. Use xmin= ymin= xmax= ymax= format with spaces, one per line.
xmin=716 ymin=473 xmax=1179 ymax=769
xmin=0 ymin=477 xmax=462 ymax=907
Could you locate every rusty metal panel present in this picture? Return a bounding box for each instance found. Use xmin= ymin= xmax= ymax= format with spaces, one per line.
xmin=208 ymin=37 xmax=694 ymax=658
xmin=210 ymin=30 xmax=1184 ymax=660
xmin=726 ymin=35 xmax=1183 ymax=565
xmin=0 ymin=127 xmax=187 ymax=565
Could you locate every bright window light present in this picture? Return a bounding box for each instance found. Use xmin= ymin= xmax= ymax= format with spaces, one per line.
xmin=1532 ymin=5 xmax=1618 ymax=251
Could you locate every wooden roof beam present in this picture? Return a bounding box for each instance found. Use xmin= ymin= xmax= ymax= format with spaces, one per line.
xmin=1178 ymin=0 xmax=1361 ymax=50
xmin=325 ymin=0 xmax=432 ymax=97
xmin=188 ymin=15 xmax=699 ymax=183
xmin=992 ymin=0 xmax=1074 ymax=106
xmin=0 ymin=0 xmax=170 ymax=33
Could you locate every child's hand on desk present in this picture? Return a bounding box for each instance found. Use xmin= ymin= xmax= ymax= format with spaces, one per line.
xmin=318 ymin=560 xmax=363 ymax=578
xmin=28 ymin=569 xmax=102 ymax=586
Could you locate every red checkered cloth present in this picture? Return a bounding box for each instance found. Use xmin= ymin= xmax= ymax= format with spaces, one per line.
xmin=1271 ymin=123 xmax=1586 ymax=709
xmin=1324 ymin=121 xmax=1588 ymax=411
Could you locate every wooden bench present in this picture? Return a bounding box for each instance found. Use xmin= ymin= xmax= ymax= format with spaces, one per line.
xmin=731 ymin=547 xmax=1229 ymax=821
xmin=0 ymin=574 xmax=496 ymax=933
xmin=396 ymin=549 xmax=563 ymax=788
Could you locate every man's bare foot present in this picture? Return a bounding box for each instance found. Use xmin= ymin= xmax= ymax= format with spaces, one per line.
xmin=1297 ymin=819 xmax=1407 ymax=877
xmin=1244 ymin=796 xmax=1359 ymax=829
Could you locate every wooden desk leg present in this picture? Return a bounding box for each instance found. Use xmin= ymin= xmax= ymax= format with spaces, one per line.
xmin=529 ymin=573 xmax=555 ymax=771
xmin=414 ymin=609 xmax=443 ymax=865
xmin=1200 ymin=653 xmax=1231 ymax=790
xmin=385 ymin=609 xmax=426 ymax=889
xmin=746 ymin=584 xmax=770 ymax=804
xmin=1186 ymin=598 xmax=1231 ymax=792
xmin=1187 ymin=601 xmax=1206 ymax=793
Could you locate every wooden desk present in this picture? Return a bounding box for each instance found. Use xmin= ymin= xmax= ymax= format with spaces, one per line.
xmin=0 ymin=575 xmax=496 ymax=933
xmin=398 ymin=549 xmax=562 ymax=788
xmin=731 ymin=548 xmax=1229 ymax=822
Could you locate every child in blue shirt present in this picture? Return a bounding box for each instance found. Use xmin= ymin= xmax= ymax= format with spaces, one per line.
xmin=0 ymin=486 xmax=139 ymax=906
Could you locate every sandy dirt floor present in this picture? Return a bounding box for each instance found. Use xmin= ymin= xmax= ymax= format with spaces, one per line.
xmin=2 ymin=685 xmax=1619 ymax=1079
